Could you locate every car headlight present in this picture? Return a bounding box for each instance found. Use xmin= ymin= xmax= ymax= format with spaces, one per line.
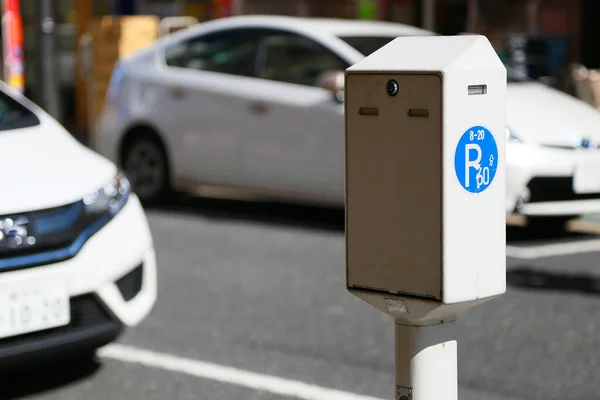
xmin=0 ymin=170 xmax=133 ymax=269
xmin=506 ymin=127 xmax=522 ymax=143
xmin=83 ymin=170 xmax=131 ymax=216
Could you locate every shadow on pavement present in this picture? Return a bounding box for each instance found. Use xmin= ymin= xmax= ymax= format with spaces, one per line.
xmin=506 ymin=223 xmax=594 ymax=244
xmin=0 ymin=355 xmax=101 ymax=399
xmin=146 ymin=192 xmax=346 ymax=233
xmin=147 ymin=193 xmax=600 ymax=242
xmin=508 ymin=267 xmax=600 ymax=296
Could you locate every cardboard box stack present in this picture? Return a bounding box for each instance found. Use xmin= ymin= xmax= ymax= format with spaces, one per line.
xmin=78 ymin=15 xmax=159 ymax=140
xmin=89 ymin=15 xmax=159 ymax=116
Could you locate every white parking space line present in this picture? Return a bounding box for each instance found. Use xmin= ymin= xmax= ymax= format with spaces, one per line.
xmin=98 ymin=344 xmax=384 ymax=400
xmin=506 ymin=239 xmax=600 ymax=259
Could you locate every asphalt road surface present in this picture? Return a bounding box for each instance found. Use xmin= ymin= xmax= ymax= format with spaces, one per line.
xmin=3 ymin=195 xmax=600 ymax=400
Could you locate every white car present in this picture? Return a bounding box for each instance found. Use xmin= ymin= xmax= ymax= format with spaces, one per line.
xmin=0 ymin=81 xmax=156 ymax=367
xmin=96 ymin=15 xmax=600 ymax=224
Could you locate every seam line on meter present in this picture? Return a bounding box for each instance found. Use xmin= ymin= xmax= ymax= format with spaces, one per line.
xmin=98 ymin=343 xmax=385 ymax=400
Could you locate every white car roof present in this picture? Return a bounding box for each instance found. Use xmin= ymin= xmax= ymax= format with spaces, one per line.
xmin=125 ymin=15 xmax=437 ymax=67
xmin=157 ymin=14 xmax=435 ymax=47
xmin=243 ymin=15 xmax=436 ymax=37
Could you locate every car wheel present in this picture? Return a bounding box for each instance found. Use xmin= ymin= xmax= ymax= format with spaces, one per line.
xmin=122 ymin=134 xmax=171 ymax=204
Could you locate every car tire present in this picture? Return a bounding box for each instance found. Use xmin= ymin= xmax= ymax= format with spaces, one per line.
xmin=122 ymin=132 xmax=171 ymax=205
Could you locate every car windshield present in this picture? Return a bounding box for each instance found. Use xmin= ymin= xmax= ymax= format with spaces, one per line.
xmin=339 ymin=35 xmax=533 ymax=84
xmin=0 ymin=90 xmax=40 ymax=131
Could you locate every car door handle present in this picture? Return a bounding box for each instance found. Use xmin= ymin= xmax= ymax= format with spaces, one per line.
xmin=170 ymin=87 xmax=186 ymax=99
xmin=249 ymin=101 xmax=269 ymax=115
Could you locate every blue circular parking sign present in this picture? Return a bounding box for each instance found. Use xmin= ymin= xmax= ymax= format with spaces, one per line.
xmin=454 ymin=125 xmax=498 ymax=194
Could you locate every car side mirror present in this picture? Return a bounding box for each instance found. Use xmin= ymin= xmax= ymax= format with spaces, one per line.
xmin=318 ymin=70 xmax=345 ymax=103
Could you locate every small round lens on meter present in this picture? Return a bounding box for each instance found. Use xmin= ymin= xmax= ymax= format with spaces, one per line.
xmin=386 ymin=79 xmax=399 ymax=97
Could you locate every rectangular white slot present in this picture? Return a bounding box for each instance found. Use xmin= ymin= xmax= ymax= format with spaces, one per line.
xmin=468 ymin=84 xmax=487 ymax=95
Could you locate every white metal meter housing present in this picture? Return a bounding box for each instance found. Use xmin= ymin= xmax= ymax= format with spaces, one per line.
xmin=345 ymin=35 xmax=507 ymax=324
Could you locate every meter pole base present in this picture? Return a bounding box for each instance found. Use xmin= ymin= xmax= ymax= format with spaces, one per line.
xmin=394 ymin=320 xmax=457 ymax=400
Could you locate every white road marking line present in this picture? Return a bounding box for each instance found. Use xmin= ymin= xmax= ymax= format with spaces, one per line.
xmin=98 ymin=343 xmax=384 ymax=400
xmin=506 ymin=239 xmax=600 ymax=259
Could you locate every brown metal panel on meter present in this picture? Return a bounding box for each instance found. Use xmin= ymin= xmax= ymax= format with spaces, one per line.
xmin=345 ymin=72 xmax=442 ymax=300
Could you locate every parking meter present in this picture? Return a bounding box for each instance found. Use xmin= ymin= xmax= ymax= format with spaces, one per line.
xmin=345 ymin=35 xmax=506 ymax=400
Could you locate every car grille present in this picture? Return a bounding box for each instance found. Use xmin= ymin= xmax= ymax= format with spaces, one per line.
xmin=0 ymin=294 xmax=115 ymax=351
xmin=0 ymin=201 xmax=109 ymax=271
xmin=527 ymin=177 xmax=600 ymax=202
xmin=0 ymin=202 xmax=82 ymax=258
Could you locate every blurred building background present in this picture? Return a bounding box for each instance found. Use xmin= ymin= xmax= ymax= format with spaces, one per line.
xmin=0 ymin=0 xmax=598 ymax=133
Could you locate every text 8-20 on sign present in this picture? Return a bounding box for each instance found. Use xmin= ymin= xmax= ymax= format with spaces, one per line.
xmin=454 ymin=125 xmax=498 ymax=194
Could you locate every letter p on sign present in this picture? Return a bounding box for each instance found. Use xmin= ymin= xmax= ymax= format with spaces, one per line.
xmin=464 ymin=144 xmax=481 ymax=188
xmin=454 ymin=125 xmax=498 ymax=194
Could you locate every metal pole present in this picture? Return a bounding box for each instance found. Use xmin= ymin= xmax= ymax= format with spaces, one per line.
xmin=421 ymin=0 xmax=435 ymax=31
xmin=78 ymin=33 xmax=95 ymax=145
xmin=36 ymin=0 xmax=60 ymax=120
xmin=527 ymin=0 xmax=539 ymax=36
xmin=466 ymin=0 xmax=478 ymax=33
xmin=232 ymin=0 xmax=244 ymax=15
xmin=395 ymin=321 xmax=458 ymax=400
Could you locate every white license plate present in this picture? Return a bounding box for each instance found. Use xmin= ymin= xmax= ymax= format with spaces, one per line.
xmin=0 ymin=279 xmax=70 ymax=339
xmin=573 ymin=162 xmax=600 ymax=194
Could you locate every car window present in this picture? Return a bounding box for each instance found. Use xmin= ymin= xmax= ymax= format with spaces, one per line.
xmin=258 ymin=33 xmax=348 ymax=87
xmin=164 ymin=29 xmax=261 ymax=77
xmin=0 ymin=90 xmax=40 ymax=131
xmin=338 ymin=36 xmax=395 ymax=56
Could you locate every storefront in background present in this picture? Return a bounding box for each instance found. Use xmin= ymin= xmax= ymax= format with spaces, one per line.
xmin=135 ymin=0 xmax=239 ymax=20
xmin=383 ymin=0 xmax=420 ymax=25
xmin=11 ymin=0 xmax=122 ymax=129
xmin=4 ymin=0 xmax=591 ymax=131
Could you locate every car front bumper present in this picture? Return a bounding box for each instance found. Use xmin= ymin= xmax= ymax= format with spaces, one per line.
xmin=0 ymin=194 xmax=157 ymax=366
xmin=507 ymin=142 xmax=600 ymax=217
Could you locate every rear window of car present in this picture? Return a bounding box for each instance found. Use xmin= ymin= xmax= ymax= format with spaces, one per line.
xmin=0 ymin=90 xmax=40 ymax=131
xmin=338 ymin=36 xmax=395 ymax=57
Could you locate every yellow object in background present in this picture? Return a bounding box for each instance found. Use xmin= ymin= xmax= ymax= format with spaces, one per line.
xmin=184 ymin=2 xmax=208 ymax=21
xmin=8 ymin=74 xmax=23 ymax=88
xmin=66 ymin=8 xmax=77 ymax=24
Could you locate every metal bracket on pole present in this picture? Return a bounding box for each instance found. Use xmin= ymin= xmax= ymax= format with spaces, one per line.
xmin=37 ymin=0 xmax=60 ymax=120
xmin=396 ymin=385 xmax=413 ymax=400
